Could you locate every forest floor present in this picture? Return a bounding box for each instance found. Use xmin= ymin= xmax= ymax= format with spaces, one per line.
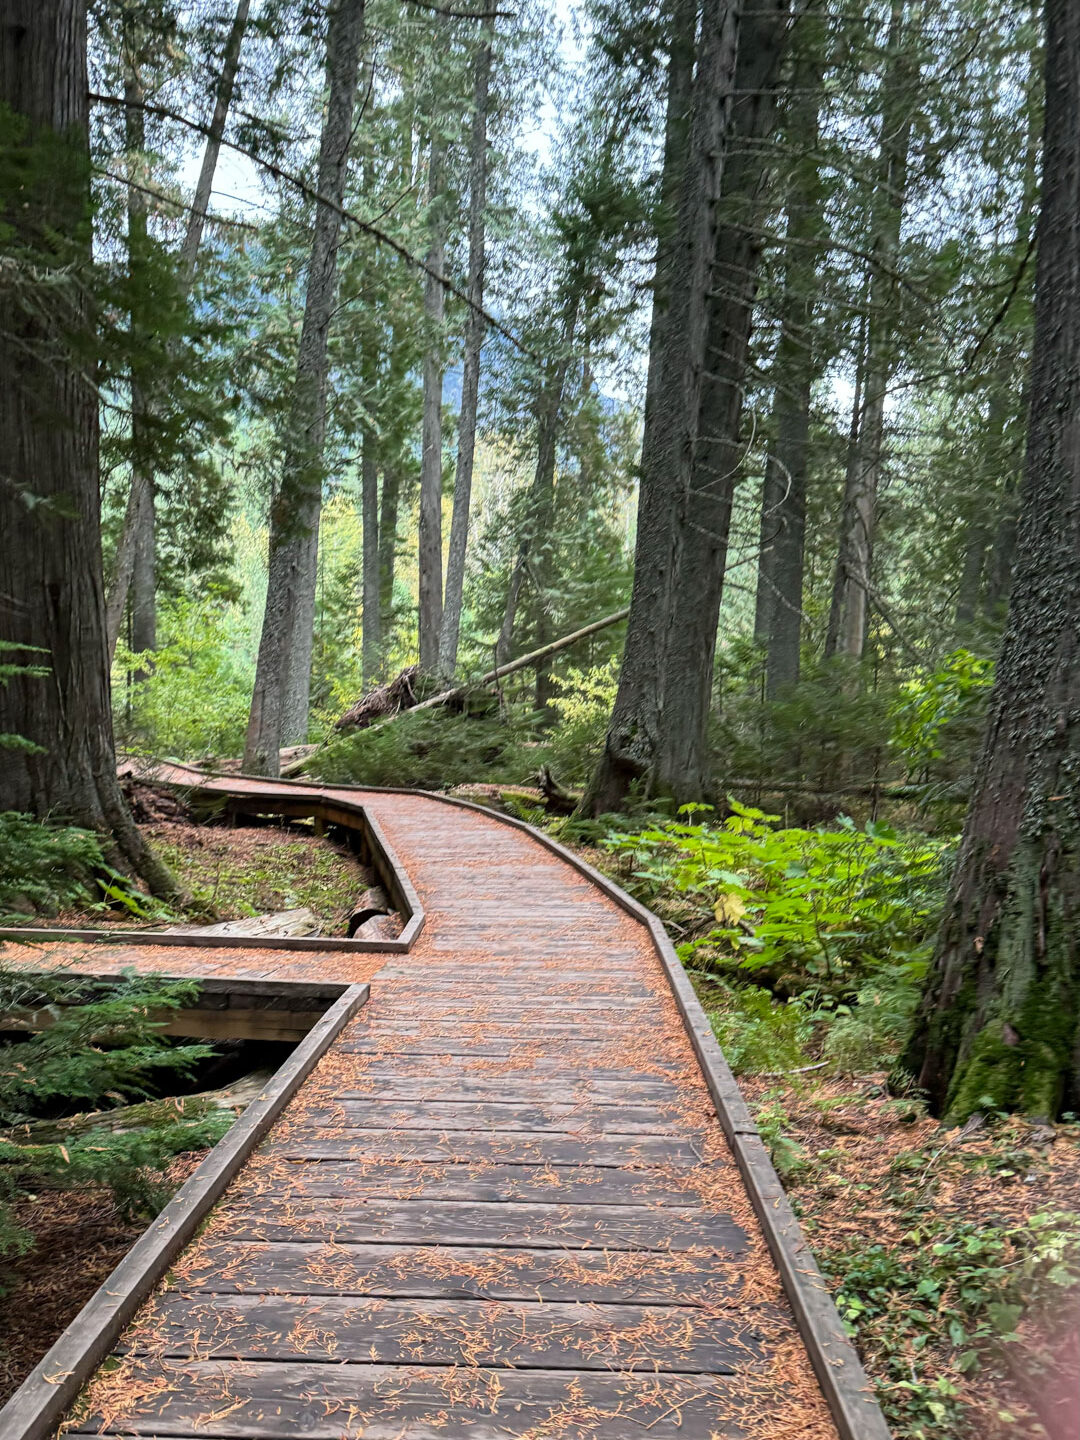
xmin=32 ymin=819 xmax=366 ymax=935
xmin=737 ymin=1070 xmax=1080 ymax=1440
xmin=0 ymin=1152 xmax=204 ymax=1407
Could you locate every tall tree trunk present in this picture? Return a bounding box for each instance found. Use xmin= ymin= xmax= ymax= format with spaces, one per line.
xmin=361 ymin=428 xmax=381 ymax=687
xmin=754 ymin=31 xmax=826 ymax=698
xmin=360 ymin=156 xmax=381 ymax=688
xmin=494 ymin=342 xmax=575 ymax=670
xmin=244 ymin=0 xmax=366 ymax=774
xmin=417 ymin=136 xmax=447 ymax=673
xmin=582 ymin=0 xmax=743 ymax=816
xmin=0 ymin=0 xmax=176 ymax=897
xmin=902 ymin=0 xmax=1080 ymax=1123
xmin=649 ymin=0 xmax=790 ymax=800
xmin=438 ymin=23 xmax=493 ymax=681
xmin=825 ymin=0 xmax=916 ymax=663
xmin=105 ymin=0 xmax=250 ymax=662
xmin=177 ymin=0 xmax=250 ymax=285
xmin=585 ymin=0 xmax=791 ymax=812
xmin=378 ymin=462 xmax=402 ymax=631
xmin=640 ymin=0 xmax=698 ymax=443
xmin=123 ymin=27 xmax=156 ymax=665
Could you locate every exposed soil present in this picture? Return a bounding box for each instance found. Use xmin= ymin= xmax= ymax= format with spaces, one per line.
xmin=0 ymin=1151 xmax=204 ymax=1407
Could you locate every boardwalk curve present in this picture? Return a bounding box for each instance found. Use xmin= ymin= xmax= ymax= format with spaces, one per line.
xmin=0 ymin=766 xmax=890 ymax=1440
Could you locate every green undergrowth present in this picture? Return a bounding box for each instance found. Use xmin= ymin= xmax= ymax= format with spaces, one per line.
xmin=583 ymin=799 xmax=950 ymax=1077
xmin=315 ymin=706 xmax=551 ymax=790
xmin=547 ymin=798 xmax=1078 ymax=1439
xmin=0 ymin=968 xmax=230 ymax=1289
xmin=148 ymin=823 xmax=362 ymax=929
xmin=0 ymin=812 xmax=165 ymax=924
xmin=310 ymin=660 xmax=621 ymax=792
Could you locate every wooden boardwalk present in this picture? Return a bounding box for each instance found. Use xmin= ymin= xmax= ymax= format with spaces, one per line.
xmin=0 ymin=773 xmax=889 ymax=1440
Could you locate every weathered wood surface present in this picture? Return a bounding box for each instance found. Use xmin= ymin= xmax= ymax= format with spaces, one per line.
xmin=0 ymin=767 xmax=888 ymax=1440
xmin=165 ymin=907 xmax=319 ymax=938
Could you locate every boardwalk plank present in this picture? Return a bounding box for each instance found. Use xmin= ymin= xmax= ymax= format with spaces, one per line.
xmin=69 ymin=1360 xmax=748 ymax=1438
xmin=171 ymin=1241 xmax=741 ymax=1304
xmin=232 ymin=1159 xmax=713 ymax=1205
xmin=261 ymin=1129 xmax=707 ymax=1166
xmin=213 ymin=1197 xmax=748 ymax=1252
xmin=122 ymin=1294 xmax=764 ymax=1371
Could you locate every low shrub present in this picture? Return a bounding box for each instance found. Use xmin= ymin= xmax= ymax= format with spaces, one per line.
xmin=0 ymin=968 xmax=229 ymax=1286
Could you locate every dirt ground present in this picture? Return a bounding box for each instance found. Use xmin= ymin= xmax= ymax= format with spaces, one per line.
xmin=0 ymin=1152 xmax=204 ymax=1406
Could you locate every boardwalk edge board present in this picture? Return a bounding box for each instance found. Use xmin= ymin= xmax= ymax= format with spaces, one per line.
xmin=218 ymin=768 xmax=889 ymax=1440
xmin=0 ymin=981 xmax=370 ymax=1440
xmin=0 ymin=785 xmax=424 ymax=953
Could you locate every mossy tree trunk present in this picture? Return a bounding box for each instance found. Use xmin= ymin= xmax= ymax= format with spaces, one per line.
xmin=902 ymin=0 xmax=1080 ymax=1123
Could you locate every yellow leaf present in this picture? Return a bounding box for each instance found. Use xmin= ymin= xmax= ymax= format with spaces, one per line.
xmin=714 ymin=893 xmax=746 ymax=926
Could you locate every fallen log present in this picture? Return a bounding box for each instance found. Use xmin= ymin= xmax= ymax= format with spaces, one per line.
xmin=164 ymin=908 xmax=319 ymax=939
xmin=0 ymin=1070 xmax=274 ymax=1148
xmin=346 ymin=885 xmax=391 ymax=938
xmin=335 ymin=665 xmax=421 ymax=732
xmin=282 ymin=605 xmax=630 ymax=778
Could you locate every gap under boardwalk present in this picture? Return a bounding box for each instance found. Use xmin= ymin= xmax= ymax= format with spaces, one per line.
xmin=54 ymin=783 xmax=841 ymax=1439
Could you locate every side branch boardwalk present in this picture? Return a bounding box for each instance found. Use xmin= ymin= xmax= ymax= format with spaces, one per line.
xmin=0 ymin=771 xmax=890 ymax=1440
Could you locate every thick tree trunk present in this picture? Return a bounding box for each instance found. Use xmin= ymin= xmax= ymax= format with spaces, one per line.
xmin=584 ymin=0 xmax=791 ymax=812
xmin=417 ymin=136 xmax=447 ymax=673
xmin=125 ymin=36 xmax=156 ymax=665
xmin=902 ymin=0 xmax=1080 ymax=1123
xmin=825 ymin=0 xmax=915 ymax=663
xmin=0 ymin=0 xmax=176 ymax=897
xmin=754 ymin=34 xmax=825 ymax=698
xmin=105 ymin=0 xmax=250 ymax=662
xmin=244 ymin=0 xmax=366 ymax=773
xmin=438 ymin=25 xmax=493 ymax=681
xmin=648 ymin=0 xmax=790 ymax=801
xmin=582 ymin=0 xmax=742 ymax=816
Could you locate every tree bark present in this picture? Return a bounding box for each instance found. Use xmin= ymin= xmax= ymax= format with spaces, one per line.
xmin=494 ymin=343 xmax=575 ymax=670
xmin=417 ymin=135 xmax=447 ymax=673
xmin=177 ymin=0 xmax=250 ymax=286
xmin=0 ymin=0 xmax=177 ymax=898
xmin=754 ymin=30 xmax=826 ymax=698
xmin=361 ymin=425 xmax=381 ymax=687
xmin=244 ymin=0 xmax=366 ymax=774
xmin=378 ymin=462 xmax=402 ymax=630
xmin=438 ymin=23 xmax=493 ymax=681
xmin=902 ymin=0 xmax=1080 ymax=1123
xmin=825 ymin=0 xmax=916 ymax=663
xmin=104 ymin=0 xmax=250 ymax=663
xmin=582 ymin=0 xmax=743 ymax=816
xmin=124 ymin=27 xmax=156 ymax=665
xmin=648 ymin=0 xmax=790 ymax=801
xmin=584 ymin=0 xmax=792 ymax=812
xmin=360 ymin=150 xmax=381 ymax=689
